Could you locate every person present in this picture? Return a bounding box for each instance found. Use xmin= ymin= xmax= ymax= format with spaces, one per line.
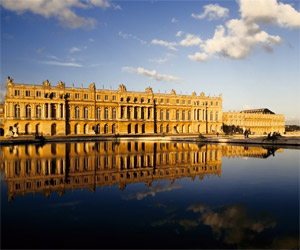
xmin=216 ymin=132 xmax=219 ymax=137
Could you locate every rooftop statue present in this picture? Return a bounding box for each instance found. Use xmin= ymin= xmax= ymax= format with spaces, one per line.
xmin=89 ymin=83 xmax=96 ymax=91
xmin=171 ymin=89 xmax=176 ymax=95
xmin=57 ymin=81 xmax=65 ymax=88
xmin=43 ymin=80 xmax=51 ymax=87
xmin=145 ymin=87 xmax=153 ymax=94
xmin=7 ymin=76 xmax=14 ymax=86
xmin=118 ymin=84 xmax=127 ymax=92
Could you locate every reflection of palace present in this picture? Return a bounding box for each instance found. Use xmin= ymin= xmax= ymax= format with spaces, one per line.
xmin=0 ymin=142 xmax=282 ymax=201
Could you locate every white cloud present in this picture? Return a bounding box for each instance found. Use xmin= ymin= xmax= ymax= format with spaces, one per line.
xmin=152 ymin=39 xmax=177 ymax=51
xmin=179 ymin=34 xmax=202 ymax=47
xmin=0 ymin=0 xmax=116 ymax=29
xmin=176 ymin=31 xmax=183 ymax=37
xmin=119 ymin=31 xmax=147 ymax=44
xmin=189 ymin=18 xmax=282 ymax=61
xmin=42 ymin=61 xmax=83 ymax=67
xmin=241 ymin=104 xmax=252 ymax=110
xmin=149 ymin=53 xmax=175 ymax=64
xmin=70 ymin=47 xmax=81 ymax=53
xmin=239 ymin=0 xmax=300 ymax=29
xmin=89 ymin=38 xmax=95 ymax=42
xmin=192 ymin=4 xmax=229 ymax=20
xmin=122 ymin=66 xmax=181 ymax=82
xmin=171 ymin=17 xmax=178 ymax=23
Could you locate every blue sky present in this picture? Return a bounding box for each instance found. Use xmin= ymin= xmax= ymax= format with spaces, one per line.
xmin=1 ymin=0 xmax=299 ymax=124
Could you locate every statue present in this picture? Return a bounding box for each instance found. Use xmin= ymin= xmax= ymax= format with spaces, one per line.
xmin=171 ymin=89 xmax=176 ymax=95
xmin=7 ymin=76 xmax=14 ymax=86
xmin=89 ymin=83 xmax=96 ymax=91
xmin=43 ymin=80 xmax=51 ymax=87
xmin=118 ymin=84 xmax=127 ymax=92
xmin=145 ymin=87 xmax=153 ymax=94
xmin=57 ymin=81 xmax=65 ymax=88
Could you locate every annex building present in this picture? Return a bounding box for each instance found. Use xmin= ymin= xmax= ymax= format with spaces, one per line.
xmin=2 ymin=77 xmax=285 ymax=137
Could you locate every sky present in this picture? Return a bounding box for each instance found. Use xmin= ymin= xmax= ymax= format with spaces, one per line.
xmin=0 ymin=0 xmax=299 ymax=124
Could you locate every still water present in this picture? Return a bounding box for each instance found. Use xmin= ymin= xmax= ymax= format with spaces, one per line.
xmin=1 ymin=141 xmax=299 ymax=249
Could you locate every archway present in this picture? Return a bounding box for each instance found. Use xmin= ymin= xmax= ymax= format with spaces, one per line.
xmin=35 ymin=124 xmax=40 ymax=135
xmin=25 ymin=123 xmax=30 ymax=135
xmin=51 ymin=123 xmax=56 ymax=136
xmin=75 ymin=124 xmax=80 ymax=134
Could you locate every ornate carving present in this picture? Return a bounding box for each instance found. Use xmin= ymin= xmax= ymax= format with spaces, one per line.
xmin=89 ymin=83 xmax=96 ymax=91
xmin=118 ymin=84 xmax=127 ymax=92
xmin=192 ymin=91 xmax=196 ymax=96
xmin=43 ymin=80 xmax=51 ymax=87
xmin=200 ymin=92 xmax=205 ymax=97
xmin=57 ymin=81 xmax=65 ymax=88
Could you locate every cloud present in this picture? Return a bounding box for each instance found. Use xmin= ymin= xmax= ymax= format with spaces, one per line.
xmin=171 ymin=17 xmax=178 ymax=23
xmin=42 ymin=61 xmax=83 ymax=67
xmin=70 ymin=47 xmax=81 ymax=53
xmin=192 ymin=4 xmax=229 ymax=20
xmin=188 ymin=19 xmax=282 ymax=61
xmin=89 ymin=38 xmax=95 ymax=42
xmin=152 ymin=39 xmax=177 ymax=51
xmin=239 ymin=0 xmax=300 ymax=29
xmin=0 ymin=0 xmax=116 ymax=29
xmin=119 ymin=31 xmax=147 ymax=44
xmin=122 ymin=66 xmax=181 ymax=82
xmin=241 ymin=104 xmax=252 ymax=110
xmin=176 ymin=31 xmax=183 ymax=37
xmin=149 ymin=53 xmax=175 ymax=64
xmin=179 ymin=34 xmax=202 ymax=47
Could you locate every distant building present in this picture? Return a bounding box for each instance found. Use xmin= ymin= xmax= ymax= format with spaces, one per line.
xmin=222 ymin=109 xmax=285 ymax=134
xmin=3 ymin=77 xmax=223 ymax=136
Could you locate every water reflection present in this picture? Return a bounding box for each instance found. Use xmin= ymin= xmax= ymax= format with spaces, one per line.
xmin=0 ymin=142 xmax=282 ymax=202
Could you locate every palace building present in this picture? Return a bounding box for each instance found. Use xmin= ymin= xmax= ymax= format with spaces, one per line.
xmin=3 ymin=77 xmax=223 ymax=136
xmin=223 ymin=109 xmax=285 ymax=135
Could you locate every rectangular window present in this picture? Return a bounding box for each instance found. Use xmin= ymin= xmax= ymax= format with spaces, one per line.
xmin=211 ymin=101 xmax=213 ymax=106
xmin=167 ymin=99 xmax=170 ymax=103
xmin=105 ymin=95 xmax=109 ymax=100
xmin=97 ymin=95 xmax=101 ymax=100
xmin=188 ymin=100 xmax=191 ymax=104
xmin=182 ymin=100 xmax=185 ymax=104
xmin=15 ymin=90 xmax=20 ymax=96
xmin=75 ymin=93 xmax=80 ymax=99
xmin=176 ymin=99 xmax=179 ymax=104
xmin=84 ymin=94 xmax=88 ymax=99
xmin=25 ymin=90 xmax=31 ymax=97
xmin=160 ymin=98 xmax=164 ymax=103
xmin=216 ymin=102 xmax=218 ymax=106
xmin=112 ymin=95 xmax=116 ymax=101
xmin=36 ymin=91 xmax=41 ymax=97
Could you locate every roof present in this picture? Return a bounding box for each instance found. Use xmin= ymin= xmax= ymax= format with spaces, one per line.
xmin=241 ymin=108 xmax=275 ymax=114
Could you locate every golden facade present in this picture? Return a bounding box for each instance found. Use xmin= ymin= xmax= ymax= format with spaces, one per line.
xmin=0 ymin=141 xmax=279 ymax=202
xmin=222 ymin=109 xmax=285 ymax=135
xmin=3 ymin=77 xmax=223 ymax=136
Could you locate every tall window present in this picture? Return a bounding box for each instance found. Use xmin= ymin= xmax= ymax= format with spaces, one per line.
xmin=176 ymin=110 xmax=179 ymax=120
xmin=60 ymin=104 xmax=63 ymax=118
xmin=25 ymin=90 xmax=31 ymax=97
xmin=166 ymin=110 xmax=169 ymax=120
xmin=14 ymin=90 xmax=20 ymax=96
xmin=182 ymin=110 xmax=185 ymax=120
xmin=188 ymin=111 xmax=191 ymax=120
xmin=36 ymin=105 xmax=41 ymax=118
xmin=141 ymin=107 xmax=145 ymax=119
xmin=215 ymin=111 xmax=219 ymax=121
xmin=84 ymin=107 xmax=89 ymax=119
xmin=134 ymin=107 xmax=138 ymax=119
xmin=104 ymin=124 xmax=108 ymax=134
xmin=105 ymin=107 xmax=109 ymax=119
xmin=15 ymin=104 xmax=20 ymax=118
xmin=127 ymin=107 xmax=131 ymax=119
xmin=112 ymin=124 xmax=116 ymax=134
xmin=96 ymin=108 xmax=101 ymax=119
xmin=26 ymin=105 xmax=31 ymax=118
xmin=112 ymin=108 xmax=116 ymax=119
xmin=160 ymin=110 xmax=164 ymax=120
xmin=210 ymin=111 xmax=213 ymax=121
xmin=160 ymin=124 xmax=163 ymax=133
xmin=75 ymin=106 xmax=80 ymax=119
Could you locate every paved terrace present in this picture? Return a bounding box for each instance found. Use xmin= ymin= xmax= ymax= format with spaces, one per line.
xmin=0 ymin=134 xmax=299 ymax=147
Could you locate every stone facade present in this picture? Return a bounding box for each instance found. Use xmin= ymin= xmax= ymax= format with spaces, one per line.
xmin=223 ymin=109 xmax=285 ymax=135
xmin=3 ymin=77 xmax=223 ymax=136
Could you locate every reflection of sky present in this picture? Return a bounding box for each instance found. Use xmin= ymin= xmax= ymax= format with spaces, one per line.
xmin=1 ymin=148 xmax=299 ymax=249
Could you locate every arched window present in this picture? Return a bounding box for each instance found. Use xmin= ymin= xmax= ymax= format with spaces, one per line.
xmin=134 ymin=107 xmax=138 ymax=119
xmin=84 ymin=124 xmax=88 ymax=134
xmin=160 ymin=110 xmax=164 ymax=120
xmin=127 ymin=107 xmax=131 ymax=119
xmin=160 ymin=124 xmax=163 ymax=133
xmin=166 ymin=110 xmax=170 ymax=120
xmin=166 ymin=124 xmax=169 ymax=133
xmin=96 ymin=124 xmax=100 ymax=134
xmin=210 ymin=111 xmax=213 ymax=121
xmin=141 ymin=107 xmax=145 ymax=119
xmin=84 ymin=107 xmax=89 ymax=119
xmin=202 ymin=110 xmax=205 ymax=120
xmin=182 ymin=110 xmax=185 ymax=120
xmin=142 ymin=124 xmax=145 ymax=133
xmin=215 ymin=111 xmax=219 ymax=121
xmin=188 ymin=111 xmax=191 ymax=120
xmin=176 ymin=110 xmax=179 ymax=120
xmin=26 ymin=105 xmax=31 ymax=118
xmin=105 ymin=107 xmax=109 ymax=119
xmin=75 ymin=107 xmax=80 ymax=119
xmin=128 ymin=124 xmax=131 ymax=134
xmin=112 ymin=108 xmax=116 ymax=119
xmin=36 ymin=105 xmax=41 ymax=119
xmin=96 ymin=107 xmax=101 ymax=119
xmin=14 ymin=105 xmax=20 ymax=118
xmin=51 ymin=104 xmax=56 ymax=119
xmin=182 ymin=125 xmax=185 ymax=133
xmin=188 ymin=125 xmax=191 ymax=133
xmin=135 ymin=124 xmax=138 ymax=133
xmin=112 ymin=124 xmax=116 ymax=134
xmin=104 ymin=124 xmax=108 ymax=134
xmin=51 ymin=123 xmax=56 ymax=135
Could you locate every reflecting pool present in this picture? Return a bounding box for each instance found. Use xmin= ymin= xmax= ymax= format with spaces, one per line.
xmin=1 ymin=142 xmax=299 ymax=249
